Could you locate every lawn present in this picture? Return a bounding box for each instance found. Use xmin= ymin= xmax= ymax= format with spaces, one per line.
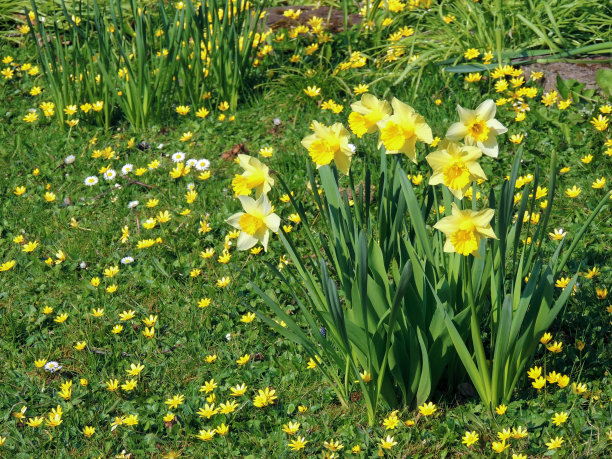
xmin=0 ymin=1 xmax=611 ymax=457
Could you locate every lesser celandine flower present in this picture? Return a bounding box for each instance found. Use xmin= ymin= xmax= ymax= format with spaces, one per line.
xmin=282 ymin=421 xmax=300 ymax=435
xmin=252 ymin=387 xmax=277 ymax=407
xmin=527 ymin=366 xmax=541 ymax=379
xmin=378 ymin=98 xmax=432 ymax=162
xmin=379 ymin=435 xmax=397 ymax=449
xmin=545 ymin=436 xmax=564 ymax=449
xmin=301 ymin=121 xmax=353 ymax=174
xmin=426 ymin=141 xmax=487 ymax=199
xmin=492 ymin=440 xmax=509 ymax=453
xmin=226 ymin=194 xmax=280 ymax=251
xmin=434 ymin=203 xmax=497 ymax=257
xmin=0 ymin=260 xmax=16 ymax=272
xmin=546 ymin=341 xmax=563 ymax=353
xmin=572 ymin=382 xmax=587 ymax=394
xmin=418 ymin=402 xmax=437 ymax=416
xmin=303 ymin=86 xmax=320 ymax=97
xmin=231 ymin=154 xmax=274 ymax=197
xmin=288 ymin=436 xmax=308 ymax=451
xmin=230 ymin=383 xmax=247 ymax=396
xmin=462 ymin=431 xmax=479 ymax=447
xmin=165 ymin=394 xmax=185 ymax=409
xmin=532 ymin=377 xmax=546 ymax=390
xmin=551 ymin=411 xmax=568 ymax=426
xmin=196 ymin=429 xmax=216 ymax=441
xmin=446 ymin=99 xmax=507 ymax=158
xmin=347 ymin=94 xmax=391 ymax=138
xmin=495 ymin=404 xmax=507 ymax=415
xmin=498 ymin=429 xmax=512 ymax=441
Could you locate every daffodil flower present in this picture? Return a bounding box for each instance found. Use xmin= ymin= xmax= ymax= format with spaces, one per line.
xmin=378 ymin=98 xmax=432 ymax=162
xmin=426 ymin=141 xmax=487 ymax=199
xmin=301 ymin=121 xmax=353 ymax=174
xmin=446 ymin=99 xmax=507 ymax=158
xmin=231 ymin=154 xmax=274 ymax=197
xmin=226 ymin=194 xmax=280 ymax=251
xmin=348 ymin=94 xmax=391 ymax=137
xmin=434 ymin=203 xmax=497 ymax=256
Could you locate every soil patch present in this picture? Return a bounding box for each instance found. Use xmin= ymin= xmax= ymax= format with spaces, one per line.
xmin=265 ymin=6 xmax=361 ymax=33
xmin=523 ymin=60 xmax=610 ymax=93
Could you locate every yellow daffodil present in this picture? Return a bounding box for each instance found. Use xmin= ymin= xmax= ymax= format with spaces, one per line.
xmin=231 ymin=154 xmax=274 ymax=197
xmin=301 ymin=121 xmax=353 ymax=174
xmin=434 ymin=203 xmax=497 ymax=256
xmin=226 ymin=194 xmax=280 ymax=251
xmin=347 ymin=94 xmax=391 ymax=138
xmin=378 ymin=98 xmax=432 ymax=162
xmin=446 ymin=99 xmax=508 ymax=158
xmin=426 ymin=141 xmax=486 ymax=199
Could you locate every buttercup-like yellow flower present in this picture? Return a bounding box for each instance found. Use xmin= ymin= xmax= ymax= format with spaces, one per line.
xmin=0 ymin=260 xmax=16 ymax=272
xmin=462 ymin=430 xmax=479 ymax=447
xmin=303 ymin=86 xmax=321 ymax=97
xmin=418 ymin=402 xmax=437 ymax=416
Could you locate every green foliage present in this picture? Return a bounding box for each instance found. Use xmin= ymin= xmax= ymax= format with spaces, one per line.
xmin=0 ymin=0 xmax=27 ymax=23
xmin=26 ymin=0 xmax=268 ymax=130
xmin=247 ymin=97 xmax=610 ymax=424
xmin=249 ymin=159 xmax=464 ymax=426
xmin=188 ymin=0 xmax=268 ymax=111
xmin=416 ymin=150 xmax=611 ymax=411
xmin=596 ymin=68 xmax=612 ymax=99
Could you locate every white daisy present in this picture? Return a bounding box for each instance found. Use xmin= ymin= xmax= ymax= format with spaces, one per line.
xmin=44 ymin=361 xmax=62 ymax=373
xmin=121 ymin=164 xmax=133 ymax=175
xmin=121 ymin=256 xmax=134 ymax=264
xmin=186 ymin=183 xmax=195 ymax=190
xmin=84 ymin=176 xmax=98 ymax=186
xmin=195 ymin=159 xmax=210 ymax=171
xmin=186 ymin=158 xmax=198 ymax=167
xmin=64 ymin=155 xmax=76 ymax=164
xmin=171 ymin=152 xmax=186 ymax=163
xmin=127 ymin=200 xmax=139 ymax=209
xmin=103 ymin=169 xmax=116 ymax=181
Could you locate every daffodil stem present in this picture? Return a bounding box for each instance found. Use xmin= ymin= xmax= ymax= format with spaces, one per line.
xmin=464 ymin=256 xmax=493 ymax=408
xmin=344 ymin=355 xmax=350 ymax=402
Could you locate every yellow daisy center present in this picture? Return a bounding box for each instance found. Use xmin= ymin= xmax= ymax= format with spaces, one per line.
xmin=239 ymin=213 xmax=265 ymax=235
xmin=467 ymin=118 xmax=490 ymax=142
xmin=443 ymin=160 xmax=470 ymax=190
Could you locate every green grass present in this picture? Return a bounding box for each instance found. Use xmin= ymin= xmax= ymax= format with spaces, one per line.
xmin=1 ymin=18 xmax=612 ymax=458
